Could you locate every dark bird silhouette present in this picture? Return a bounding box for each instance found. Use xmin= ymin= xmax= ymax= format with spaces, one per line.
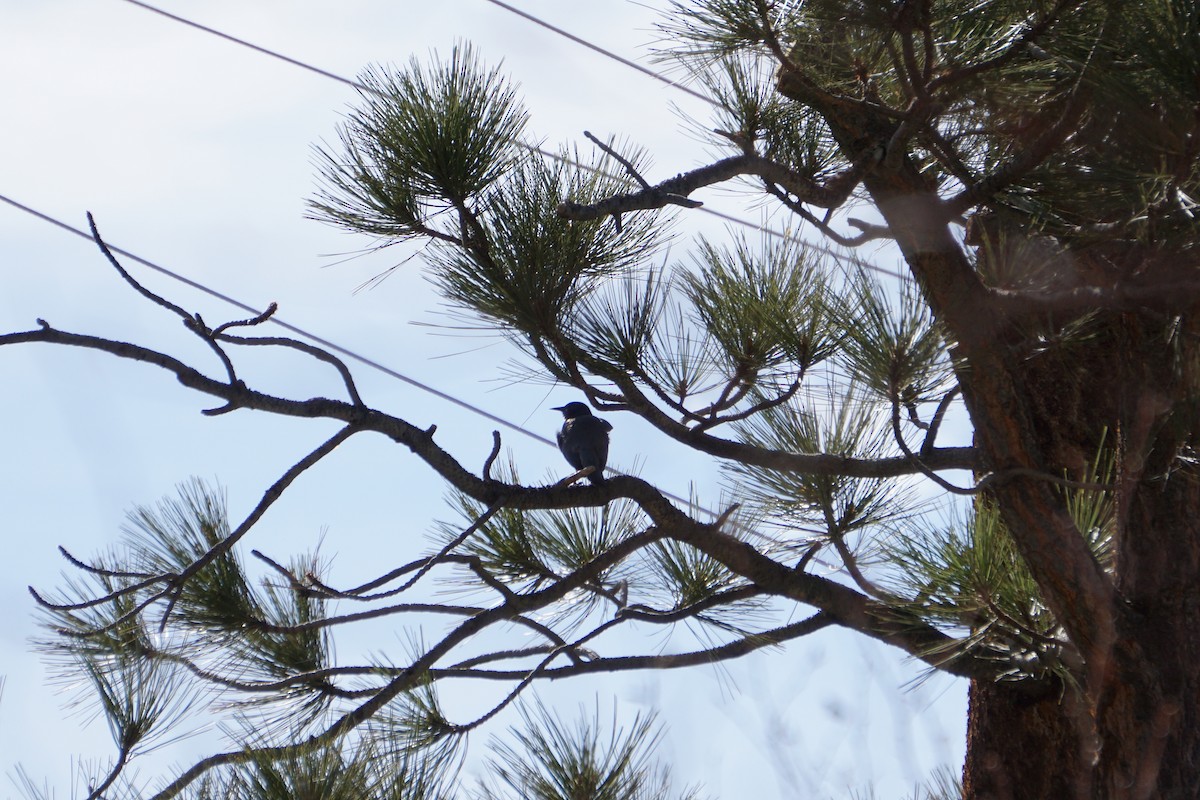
xmin=553 ymin=401 xmax=612 ymax=485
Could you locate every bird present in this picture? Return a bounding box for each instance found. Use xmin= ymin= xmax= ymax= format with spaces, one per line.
xmin=553 ymin=401 xmax=612 ymax=485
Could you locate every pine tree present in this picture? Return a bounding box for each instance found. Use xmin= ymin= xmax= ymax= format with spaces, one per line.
xmin=6 ymin=2 xmax=1199 ymax=797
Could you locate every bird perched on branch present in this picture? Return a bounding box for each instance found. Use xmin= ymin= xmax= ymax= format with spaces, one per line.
xmin=553 ymin=401 xmax=612 ymax=485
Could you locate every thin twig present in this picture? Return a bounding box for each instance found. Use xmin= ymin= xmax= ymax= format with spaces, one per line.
xmin=483 ymin=430 xmax=502 ymax=480
xmin=210 ymin=302 xmax=279 ymax=335
xmin=387 ymin=500 xmax=507 ymax=597
xmin=57 ymin=546 xmax=155 ymax=580
xmin=447 ymin=615 xmax=627 ymax=734
xmin=920 ymin=386 xmax=961 ymax=458
xmin=762 ymin=183 xmax=882 ymax=247
xmin=429 ymin=613 xmax=837 ymax=681
xmin=35 ymin=425 xmax=362 ymax=641
xmin=88 ymin=213 xmax=191 ymax=320
xmin=558 ymin=152 xmax=858 ymax=222
xmin=828 ymin=534 xmax=900 ymax=603
xmin=619 ymin=585 xmax=761 ymax=623
xmin=693 ymin=377 xmax=803 ymax=432
xmin=890 ymin=392 xmax=1112 ymax=494
xmin=30 ymin=572 xmax=167 ymax=614
xmin=89 ymin=213 xmax=239 ymax=385
xmin=161 ymin=424 xmax=361 ymax=632
xmin=889 ymin=392 xmax=978 ymax=495
xmin=84 ymin=741 xmax=134 ymax=800
xmin=584 ymin=131 xmax=651 ymax=190
xmin=216 ymin=330 xmax=366 ymax=407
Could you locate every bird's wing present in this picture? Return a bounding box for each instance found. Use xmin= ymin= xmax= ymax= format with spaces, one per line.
xmin=577 ymin=417 xmax=611 ymax=469
xmin=557 ymin=424 xmax=584 ymax=469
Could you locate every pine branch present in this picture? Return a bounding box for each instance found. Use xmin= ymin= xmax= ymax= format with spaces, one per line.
xmin=2 ymin=321 xmax=978 ymax=483
xmin=925 ymin=0 xmax=1084 ymax=95
xmin=556 ymin=152 xmax=862 ymax=222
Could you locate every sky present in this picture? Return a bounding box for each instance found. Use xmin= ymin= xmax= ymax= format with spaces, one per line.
xmin=0 ymin=2 xmax=966 ymax=797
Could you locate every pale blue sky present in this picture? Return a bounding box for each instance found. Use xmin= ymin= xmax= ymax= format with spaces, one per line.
xmin=0 ymin=2 xmax=966 ymax=797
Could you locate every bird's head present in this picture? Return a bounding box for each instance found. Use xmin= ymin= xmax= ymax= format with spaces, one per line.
xmin=553 ymin=401 xmax=593 ymax=419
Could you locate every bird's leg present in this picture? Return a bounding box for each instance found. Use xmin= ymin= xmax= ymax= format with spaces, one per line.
xmin=554 ymin=466 xmax=598 ymax=487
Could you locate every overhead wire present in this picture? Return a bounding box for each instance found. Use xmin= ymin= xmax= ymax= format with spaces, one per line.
xmin=0 ymin=192 xmax=558 ymax=450
xmin=2 ymin=2 xmax=944 ymax=547
xmin=107 ymin=0 xmax=907 ymax=394
xmin=89 ymin=0 xmax=970 ymax=685
xmin=110 ymin=0 xmax=928 ymax=497
xmin=2 ymin=193 xmax=851 ymax=545
xmin=117 ymin=0 xmax=907 ymax=281
xmin=479 ymin=0 xmax=714 ymax=106
xmin=483 ymin=0 xmax=909 ymax=282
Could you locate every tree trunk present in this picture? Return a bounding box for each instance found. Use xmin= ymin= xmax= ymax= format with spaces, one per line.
xmin=773 ymin=65 xmax=1200 ymax=796
xmin=1096 ymin=431 xmax=1200 ymax=798
xmin=963 ymin=679 xmax=1095 ymax=800
xmin=963 ymin=485 xmax=1200 ymax=799
xmin=963 ymin=303 xmax=1200 ymax=798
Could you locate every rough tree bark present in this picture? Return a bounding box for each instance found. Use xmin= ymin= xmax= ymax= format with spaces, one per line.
xmin=778 ymin=49 xmax=1200 ymax=796
xmin=950 ymin=241 xmax=1200 ymax=797
xmin=963 ymin=243 xmax=1200 ymax=797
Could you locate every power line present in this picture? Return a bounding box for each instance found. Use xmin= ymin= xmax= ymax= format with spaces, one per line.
xmin=5 ymin=192 xmax=846 ymax=546
xmin=90 ymin=3 xmax=911 ymax=403
xmin=120 ymin=0 xmax=357 ymax=87
xmin=100 ymin=0 xmax=914 ymax=422
xmin=115 ymin=0 xmax=906 ymax=281
xmin=97 ymin=0 xmax=916 ymax=505
xmin=0 ymin=192 xmax=557 ymax=450
xmin=479 ymin=0 xmax=714 ymax=106
xmin=478 ymin=0 xmax=910 ymax=281
xmin=0 ymin=5 xmax=929 ymax=613
xmin=6 ymin=2 xmax=929 ymax=552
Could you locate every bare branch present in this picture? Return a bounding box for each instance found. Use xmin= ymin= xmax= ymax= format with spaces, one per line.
xmin=87 ymin=213 xmax=192 ymax=321
xmin=991 ymin=281 xmax=1200 ymax=322
xmin=555 ymin=465 xmax=598 ymax=487
xmin=895 ymin=5 xmax=930 ymax=101
xmin=557 ymin=153 xmax=862 ymax=222
xmin=762 ymin=182 xmax=888 ymax=247
xmin=920 ymin=386 xmax=961 ymax=458
xmin=31 ymin=424 xmax=359 ymax=638
xmin=583 ymin=130 xmax=652 ymax=190
xmin=84 ymin=741 xmax=134 ymax=800
xmin=57 ymin=546 xmax=154 ymax=581
xmin=888 ymin=391 xmax=978 ymax=496
xmin=582 ymin=365 xmax=978 ymax=479
xmin=846 ymin=216 xmax=894 ymax=240
xmin=446 ymin=615 xmax=627 ymax=734
xmin=89 ymin=214 xmax=240 ymax=386
xmin=647 ymin=508 xmax=1006 ymax=680
xmin=753 ymin=0 xmax=797 ymax=72
xmin=145 ymin=525 xmax=670 ymax=799
xmin=828 ymin=533 xmax=901 ymax=604
xmin=619 ymin=585 xmax=762 ymax=624
xmin=450 ymin=645 xmax=565 ymax=670
xmin=483 ymin=430 xmax=502 ymax=480
xmin=883 ymin=96 xmax=945 ymax=169
xmin=5 ymin=242 xmax=1022 ymax=800
xmin=424 ymin=613 xmax=832 ymax=679
xmin=31 ymin=572 xmax=165 ymax=614
xmin=380 ymin=500 xmax=507 ymax=597
xmin=692 ymin=378 xmax=803 ymax=432
xmin=210 ymin=302 xmax=279 ymax=336
xmin=215 ymin=329 xmax=365 ymax=407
